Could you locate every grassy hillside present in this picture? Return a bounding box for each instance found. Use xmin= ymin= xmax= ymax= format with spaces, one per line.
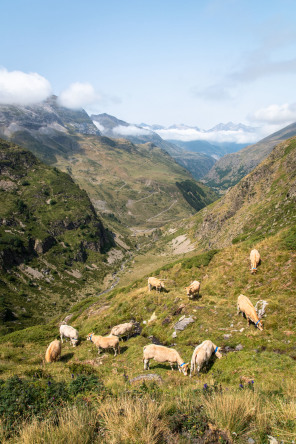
xmin=53 ymin=136 xmax=217 ymax=230
xmin=0 ymin=137 xmax=295 ymax=442
xmin=0 ymin=234 xmax=295 ymax=442
xmin=92 ymin=113 xmax=216 ymax=180
xmin=204 ymin=121 xmax=296 ymax=191
xmin=0 ymin=139 xmax=115 ymax=333
xmin=185 ymin=136 xmax=296 ymax=250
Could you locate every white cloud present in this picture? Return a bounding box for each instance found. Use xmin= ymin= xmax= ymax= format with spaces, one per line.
xmin=58 ymin=82 xmax=100 ymax=109
xmin=0 ymin=68 xmax=51 ymax=105
xmin=93 ymin=121 xmax=105 ymax=132
xmin=112 ymin=125 xmax=151 ymax=137
xmin=249 ymin=103 xmax=296 ymax=125
xmin=155 ymin=127 xmax=259 ymax=144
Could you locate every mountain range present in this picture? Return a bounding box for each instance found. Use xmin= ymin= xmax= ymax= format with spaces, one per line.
xmin=0 ymin=98 xmax=217 ymax=235
xmin=203 ymin=121 xmax=296 ymax=191
xmin=91 ymin=113 xmax=216 ymax=179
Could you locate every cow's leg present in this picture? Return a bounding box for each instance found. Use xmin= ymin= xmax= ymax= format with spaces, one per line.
xmin=247 ymin=317 xmax=250 ymax=327
xmin=237 ymin=305 xmax=240 ymax=316
xmin=148 ymin=283 xmax=151 ymax=292
xmin=170 ymin=362 xmax=174 ymax=371
xmin=144 ymin=358 xmax=149 ymax=370
xmin=97 ymin=347 xmax=101 ymax=354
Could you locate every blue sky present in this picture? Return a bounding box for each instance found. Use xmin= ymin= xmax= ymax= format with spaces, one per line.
xmin=1 ymin=0 xmax=296 ymax=137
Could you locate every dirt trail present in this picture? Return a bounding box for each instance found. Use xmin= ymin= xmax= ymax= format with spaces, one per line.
xmin=147 ymin=200 xmax=178 ymax=221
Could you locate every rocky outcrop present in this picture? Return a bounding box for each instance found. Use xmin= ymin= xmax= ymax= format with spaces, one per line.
xmin=34 ymin=237 xmax=56 ymax=254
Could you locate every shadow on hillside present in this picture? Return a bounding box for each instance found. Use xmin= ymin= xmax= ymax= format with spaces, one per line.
xmin=118 ymin=346 xmax=128 ymax=355
xmin=148 ymin=363 xmax=180 ymax=371
xmin=201 ymin=358 xmax=217 ymax=374
xmin=60 ymin=352 xmax=74 ymax=362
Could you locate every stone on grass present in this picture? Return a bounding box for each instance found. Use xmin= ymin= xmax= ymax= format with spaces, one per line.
xmin=129 ymin=374 xmax=163 ymax=384
xmin=174 ymin=316 xmax=195 ymax=332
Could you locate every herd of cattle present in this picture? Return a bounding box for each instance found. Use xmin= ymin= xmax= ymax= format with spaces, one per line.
xmin=45 ymin=249 xmax=263 ymax=377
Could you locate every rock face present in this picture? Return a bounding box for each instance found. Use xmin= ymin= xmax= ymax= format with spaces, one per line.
xmin=174 ymin=316 xmax=195 ymax=332
xmin=34 ymin=237 xmax=56 ymax=254
xmin=0 ymin=96 xmax=100 ymax=164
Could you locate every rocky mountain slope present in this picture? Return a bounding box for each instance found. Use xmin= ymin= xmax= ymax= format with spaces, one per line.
xmin=203 ymin=121 xmax=296 ymax=191
xmin=91 ymin=113 xmax=216 ymax=179
xmin=0 ymin=100 xmax=217 ymax=233
xmin=0 ymin=139 xmax=114 ymax=333
xmin=0 ymin=96 xmax=100 ymax=164
xmin=187 ymin=136 xmax=296 ymax=250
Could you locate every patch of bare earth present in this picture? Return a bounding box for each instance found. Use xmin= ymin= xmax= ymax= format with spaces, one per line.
xmin=170 ymin=234 xmax=196 ymax=255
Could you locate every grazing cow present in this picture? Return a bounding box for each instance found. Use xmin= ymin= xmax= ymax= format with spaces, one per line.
xmin=143 ymin=344 xmax=189 ymax=375
xmin=111 ymin=321 xmax=134 ymax=339
xmin=87 ymin=333 xmax=120 ymax=356
xmin=250 ymin=249 xmax=260 ymax=274
xmin=237 ymin=294 xmax=263 ymax=331
xmin=185 ymin=281 xmax=200 ymax=299
xmin=45 ymin=340 xmax=61 ymax=363
xmin=190 ymin=340 xmax=222 ymax=377
xmin=60 ymin=324 xmax=79 ymax=346
xmin=148 ymin=277 xmax=165 ymax=292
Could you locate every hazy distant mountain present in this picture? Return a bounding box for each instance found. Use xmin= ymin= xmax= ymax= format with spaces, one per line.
xmin=207 ymin=122 xmax=256 ymax=133
xmin=169 ymin=139 xmax=250 ymax=159
xmin=141 ymin=121 xmax=257 ymax=159
xmin=203 ymin=121 xmax=296 ymax=191
xmin=91 ymin=113 xmax=215 ymax=179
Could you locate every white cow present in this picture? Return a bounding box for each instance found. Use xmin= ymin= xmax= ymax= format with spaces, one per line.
xmin=60 ymin=324 xmax=79 ymax=347
xmin=190 ymin=340 xmax=222 ymax=377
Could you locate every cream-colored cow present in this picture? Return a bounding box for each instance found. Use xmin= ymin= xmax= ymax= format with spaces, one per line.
xmin=148 ymin=277 xmax=165 ymax=292
xmin=237 ymin=294 xmax=263 ymax=330
xmin=250 ymin=249 xmax=260 ymax=274
xmin=143 ymin=344 xmax=188 ymax=375
xmin=185 ymin=281 xmax=200 ymax=299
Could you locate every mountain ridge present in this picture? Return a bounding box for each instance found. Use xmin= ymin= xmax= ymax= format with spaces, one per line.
xmin=203 ymin=121 xmax=296 ymax=191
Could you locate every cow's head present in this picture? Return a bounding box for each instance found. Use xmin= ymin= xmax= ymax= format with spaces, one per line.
xmin=179 ymin=362 xmax=189 ymax=376
xmin=160 ymin=281 xmax=165 ymax=288
xmin=251 ymin=267 xmax=257 ymax=274
xmin=256 ymin=320 xmax=264 ymax=331
xmin=86 ymin=333 xmax=94 ymax=341
xmin=184 ymin=286 xmax=191 ymax=296
xmin=215 ymin=347 xmax=223 ymax=359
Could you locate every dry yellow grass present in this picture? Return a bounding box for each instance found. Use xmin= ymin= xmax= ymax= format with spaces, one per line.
xmin=99 ymin=396 xmax=170 ymax=444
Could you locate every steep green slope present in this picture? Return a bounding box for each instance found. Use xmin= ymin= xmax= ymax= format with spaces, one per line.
xmin=204 ymin=121 xmax=296 ymax=191
xmin=0 ymin=139 xmax=113 ymax=333
xmin=0 ymin=234 xmax=294 ymax=441
xmin=188 ymin=136 xmax=296 ymax=249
